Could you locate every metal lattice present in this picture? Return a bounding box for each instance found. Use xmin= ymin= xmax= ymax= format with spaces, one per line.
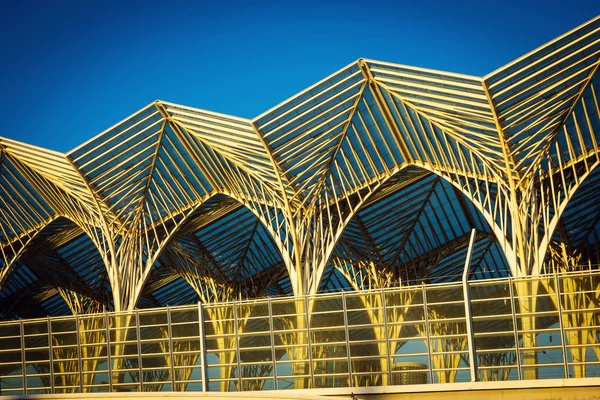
xmin=1 ymin=16 xmax=600 ymax=318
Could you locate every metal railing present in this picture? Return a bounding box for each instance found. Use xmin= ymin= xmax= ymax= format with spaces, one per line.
xmin=1 ymin=271 xmax=599 ymax=395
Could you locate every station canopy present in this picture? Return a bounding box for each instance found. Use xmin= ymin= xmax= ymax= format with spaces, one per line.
xmin=1 ymin=16 xmax=599 ymax=319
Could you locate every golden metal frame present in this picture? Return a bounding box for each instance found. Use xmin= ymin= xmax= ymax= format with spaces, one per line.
xmin=0 ymin=16 xmax=599 ymax=315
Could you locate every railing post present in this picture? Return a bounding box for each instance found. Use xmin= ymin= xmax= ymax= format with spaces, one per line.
xmin=267 ymin=298 xmax=278 ymax=390
xmin=166 ymin=307 xmax=176 ymax=389
xmin=20 ymin=319 xmax=27 ymax=395
xmin=197 ymin=302 xmax=208 ymax=392
xmin=462 ymin=280 xmax=478 ymax=382
xmin=75 ymin=315 xmax=84 ymax=392
xmin=421 ymin=283 xmax=434 ymax=383
xmin=462 ymin=229 xmax=478 ymax=382
xmin=47 ymin=317 xmax=54 ymax=394
xmin=341 ymin=292 xmax=353 ymax=387
xmin=380 ymin=289 xmax=393 ymax=385
xmin=232 ymin=301 xmax=243 ymax=391
xmin=135 ymin=310 xmax=143 ymax=391
xmin=554 ymin=273 xmax=569 ymax=378
xmin=508 ymin=277 xmax=522 ymax=380
xmin=105 ymin=311 xmax=113 ymax=392
xmin=304 ymin=295 xmax=315 ymax=388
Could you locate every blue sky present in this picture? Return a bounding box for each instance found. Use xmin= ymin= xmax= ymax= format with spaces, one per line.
xmin=1 ymin=0 xmax=598 ymax=152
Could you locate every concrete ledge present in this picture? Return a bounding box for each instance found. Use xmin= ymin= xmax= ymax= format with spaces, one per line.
xmin=302 ymin=377 xmax=600 ymax=396
xmin=3 ymin=378 xmax=600 ymax=400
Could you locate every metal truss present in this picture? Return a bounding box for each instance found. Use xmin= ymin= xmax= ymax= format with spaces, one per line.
xmin=1 ymin=16 xmax=600 ymax=317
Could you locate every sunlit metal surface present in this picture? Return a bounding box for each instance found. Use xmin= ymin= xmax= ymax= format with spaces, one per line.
xmin=0 ymin=14 xmax=600 ymax=395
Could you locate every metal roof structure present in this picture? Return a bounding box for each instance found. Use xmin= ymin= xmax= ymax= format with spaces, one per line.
xmin=1 ymin=16 xmax=599 ymax=319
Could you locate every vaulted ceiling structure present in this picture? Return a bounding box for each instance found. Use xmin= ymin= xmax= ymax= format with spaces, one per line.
xmin=1 ymin=17 xmax=599 ymax=319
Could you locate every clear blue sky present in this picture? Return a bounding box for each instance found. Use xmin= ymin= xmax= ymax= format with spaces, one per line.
xmin=1 ymin=0 xmax=598 ymax=152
